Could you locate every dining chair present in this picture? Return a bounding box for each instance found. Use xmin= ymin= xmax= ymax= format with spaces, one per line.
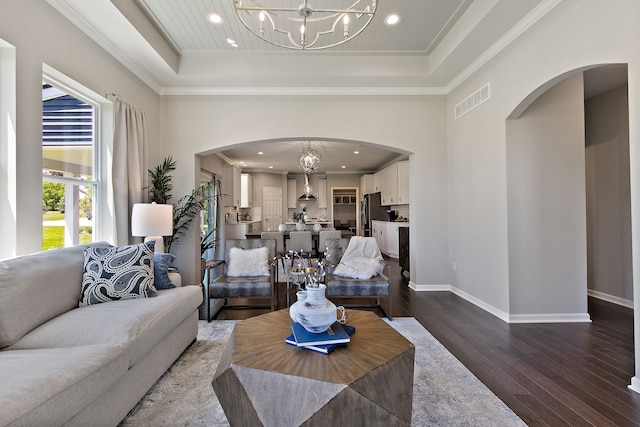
xmin=288 ymin=230 xmax=313 ymax=267
xmin=318 ymin=229 xmax=342 ymax=260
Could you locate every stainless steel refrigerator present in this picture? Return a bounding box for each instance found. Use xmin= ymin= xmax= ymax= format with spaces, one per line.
xmin=361 ymin=192 xmax=387 ymax=237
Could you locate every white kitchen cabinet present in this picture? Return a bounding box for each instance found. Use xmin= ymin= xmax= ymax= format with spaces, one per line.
xmin=371 ymin=220 xmax=400 ymax=258
xmin=380 ymin=163 xmax=398 ymax=206
xmin=397 ymin=160 xmax=409 ymax=205
xmin=385 ymin=222 xmax=400 ymax=258
xmin=287 ymin=179 xmax=297 ymax=209
xmin=317 ymin=178 xmax=328 ymax=208
xmin=360 ymin=174 xmax=374 ymax=197
xmin=373 ymin=170 xmax=383 ymax=194
xmin=223 ymin=164 xmax=241 ymax=207
xmin=240 ymin=173 xmax=252 ymax=208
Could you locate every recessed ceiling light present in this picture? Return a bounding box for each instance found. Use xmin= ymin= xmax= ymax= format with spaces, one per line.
xmin=354 ymin=151 xmax=360 ymax=154
xmin=384 ymin=14 xmax=400 ymax=25
xmin=208 ymin=13 xmax=223 ymax=25
xmin=269 ymin=165 xmax=273 ymax=169
xmin=258 ymin=151 xmax=264 ymax=155
xmin=341 ymin=165 xmax=347 ymax=169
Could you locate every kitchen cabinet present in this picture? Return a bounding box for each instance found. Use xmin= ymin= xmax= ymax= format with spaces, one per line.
xmin=287 ymin=179 xmax=297 ymax=209
xmin=376 ymin=161 xmax=409 ymax=206
xmin=372 ymin=220 xmax=402 ymax=258
xmin=223 ymin=164 xmax=241 ymax=207
xmin=373 ymin=170 xmax=383 ymax=194
xmin=380 ymin=163 xmax=398 ymax=206
xmin=240 ymin=173 xmax=252 ymax=208
xmin=318 ymin=178 xmax=327 ymax=208
xmin=360 ymin=174 xmax=374 ymax=197
xmin=397 ymin=161 xmax=409 ymax=205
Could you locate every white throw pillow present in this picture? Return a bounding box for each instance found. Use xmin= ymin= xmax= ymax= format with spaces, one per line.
xmin=226 ymin=246 xmax=270 ymax=277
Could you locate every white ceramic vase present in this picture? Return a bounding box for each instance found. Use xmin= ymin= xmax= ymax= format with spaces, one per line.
xmin=312 ymin=223 xmax=322 ymax=232
xmin=278 ymin=224 xmax=286 ymax=232
xmin=291 ymin=284 xmax=340 ymax=333
xmin=296 ymin=221 xmax=305 ymax=231
xmin=289 ymin=290 xmax=307 ymax=322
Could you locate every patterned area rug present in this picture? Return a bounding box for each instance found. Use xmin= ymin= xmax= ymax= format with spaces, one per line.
xmin=120 ymin=318 xmax=525 ymax=426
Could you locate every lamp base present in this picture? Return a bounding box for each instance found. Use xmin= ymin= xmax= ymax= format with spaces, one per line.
xmin=144 ymin=236 xmax=165 ymax=253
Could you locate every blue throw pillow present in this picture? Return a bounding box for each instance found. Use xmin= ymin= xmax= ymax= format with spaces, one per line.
xmin=80 ymin=241 xmax=157 ymax=306
xmin=153 ymin=252 xmax=176 ymax=290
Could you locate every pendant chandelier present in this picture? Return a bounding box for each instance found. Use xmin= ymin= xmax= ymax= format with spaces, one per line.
xmin=233 ymin=0 xmax=377 ymax=51
xmin=298 ymin=141 xmax=322 ymax=173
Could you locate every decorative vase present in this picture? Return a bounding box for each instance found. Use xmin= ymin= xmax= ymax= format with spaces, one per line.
xmin=312 ymin=223 xmax=322 ymax=233
xmin=296 ymin=221 xmax=305 ymax=231
xmin=278 ymin=224 xmax=286 ymax=232
xmin=289 ymin=290 xmax=307 ymax=322
xmin=292 ymin=284 xmax=345 ymax=333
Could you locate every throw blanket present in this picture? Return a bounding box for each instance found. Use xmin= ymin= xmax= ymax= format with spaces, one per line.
xmin=332 ymin=236 xmax=384 ymax=279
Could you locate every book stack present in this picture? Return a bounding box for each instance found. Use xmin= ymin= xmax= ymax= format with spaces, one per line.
xmin=286 ymin=322 xmax=355 ymax=354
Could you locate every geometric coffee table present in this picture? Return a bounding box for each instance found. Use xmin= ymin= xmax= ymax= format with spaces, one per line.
xmin=212 ymin=309 xmax=415 ymax=426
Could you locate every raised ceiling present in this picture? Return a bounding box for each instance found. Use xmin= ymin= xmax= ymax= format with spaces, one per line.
xmin=48 ymin=0 xmax=551 ymax=94
xmin=47 ymin=0 xmax=563 ymax=174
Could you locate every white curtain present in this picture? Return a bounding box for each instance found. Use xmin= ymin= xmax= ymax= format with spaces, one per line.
xmin=112 ymin=95 xmax=147 ymax=246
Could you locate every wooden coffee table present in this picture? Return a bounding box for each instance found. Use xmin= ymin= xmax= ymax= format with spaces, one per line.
xmin=212 ymin=309 xmax=415 ymax=426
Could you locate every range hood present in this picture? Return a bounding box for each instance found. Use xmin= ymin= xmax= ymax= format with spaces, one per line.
xmin=299 ymin=173 xmax=316 ymax=200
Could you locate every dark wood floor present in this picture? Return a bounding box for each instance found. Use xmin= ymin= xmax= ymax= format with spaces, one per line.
xmin=213 ymin=257 xmax=640 ymax=426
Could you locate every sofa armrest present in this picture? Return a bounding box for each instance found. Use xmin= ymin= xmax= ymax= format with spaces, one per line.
xmin=168 ymin=272 xmax=182 ymax=287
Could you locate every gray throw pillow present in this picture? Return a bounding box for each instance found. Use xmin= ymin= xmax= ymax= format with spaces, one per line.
xmin=79 ymin=241 xmax=157 ymax=306
xmin=153 ymin=252 xmax=176 ymax=290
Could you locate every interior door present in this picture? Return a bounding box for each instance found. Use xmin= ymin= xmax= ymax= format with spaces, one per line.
xmin=263 ymin=186 xmax=282 ymax=231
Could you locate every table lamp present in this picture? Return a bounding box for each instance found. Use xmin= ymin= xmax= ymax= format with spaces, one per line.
xmin=131 ymin=202 xmax=173 ymax=253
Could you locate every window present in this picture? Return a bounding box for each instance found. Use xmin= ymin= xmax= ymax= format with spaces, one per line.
xmin=42 ymin=81 xmax=98 ymax=250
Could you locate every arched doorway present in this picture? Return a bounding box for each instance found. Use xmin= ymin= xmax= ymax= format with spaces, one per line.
xmin=505 ymin=64 xmax=631 ymax=321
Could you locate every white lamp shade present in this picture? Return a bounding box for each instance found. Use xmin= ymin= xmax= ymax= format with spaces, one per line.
xmin=131 ymin=203 xmax=173 ymax=237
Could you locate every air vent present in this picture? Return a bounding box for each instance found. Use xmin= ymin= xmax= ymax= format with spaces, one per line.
xmin=454 ymin=82 xmax=490 ymax=119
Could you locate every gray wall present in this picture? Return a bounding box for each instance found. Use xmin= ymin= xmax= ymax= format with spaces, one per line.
xmin=585 ymin=85 xmax=632 ymax=303
xmin=506 ymin=73 xmax=588 ymax=319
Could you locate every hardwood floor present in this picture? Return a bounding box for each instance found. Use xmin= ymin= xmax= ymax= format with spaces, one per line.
xmin=213 ymin=257 xmax=640 ymax=426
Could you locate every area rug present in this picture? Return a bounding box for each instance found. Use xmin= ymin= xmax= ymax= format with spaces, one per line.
xmin=120 ymin=319 xmax=525 ymax=426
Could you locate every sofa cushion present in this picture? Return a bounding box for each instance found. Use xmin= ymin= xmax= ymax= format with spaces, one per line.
xmin=0 ymin=344 xmax=128 ymax=427
xmin=8 ymin=286 xmax=202 ymax=368
xmin=80 ymin=241 xmax=157 ymax=306
xmin=0 ymin=242 xmax=111 ymax=349
xmin=153 ymin=252 xmax=176 ymax=290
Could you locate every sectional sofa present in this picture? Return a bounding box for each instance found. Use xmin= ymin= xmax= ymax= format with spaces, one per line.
xmin=0 ymin=242 xmax=203 ymax=426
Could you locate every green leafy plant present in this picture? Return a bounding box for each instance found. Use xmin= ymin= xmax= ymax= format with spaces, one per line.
xmin=200 ymin=227 xmax=217 ymax=257
xmin=147 ymin=157 xmax=176 ymax=204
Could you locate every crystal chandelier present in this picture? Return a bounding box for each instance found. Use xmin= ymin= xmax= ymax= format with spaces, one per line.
xmin=298 ymin=142 xmax=322 ymax=173
xmin=233 ymin=1 xmax=377 ymax=50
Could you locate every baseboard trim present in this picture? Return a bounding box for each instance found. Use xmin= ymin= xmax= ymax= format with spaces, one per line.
xmin=587 ymin=289 xmax=634 ymax=309
xmin=508 ymin=313 xmax=591 ymax=323
xmin=409 ymin=282 xmax=510 ymax=322
xmin=410 ymin=283 xmax=591 ymax=324
xmin=629 ymin=377 xmax=640 ymax=395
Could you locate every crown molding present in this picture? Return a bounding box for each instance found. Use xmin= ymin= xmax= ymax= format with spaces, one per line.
xmin=445 ymin=0 xmax=562 ymax=93
xmin=159 ymin=86 xmax=447 ymax=96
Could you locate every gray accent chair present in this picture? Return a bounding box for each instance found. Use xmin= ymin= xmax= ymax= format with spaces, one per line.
xmin=203 ymin=239 xmax=276 ymax=320
xmin=323 ymin=238 xmax=392 ymax=320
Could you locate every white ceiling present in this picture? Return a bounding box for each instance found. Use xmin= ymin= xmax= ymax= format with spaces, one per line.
xmin=46 ymin=0 xmax=627 ymax=175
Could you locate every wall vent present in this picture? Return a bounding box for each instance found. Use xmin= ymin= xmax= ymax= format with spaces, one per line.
xmin=454 ymin=82 xmax=491 ymax=119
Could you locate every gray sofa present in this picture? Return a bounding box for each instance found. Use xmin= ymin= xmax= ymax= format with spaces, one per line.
xmin=0 ymin=242 xmax=203 ymax=427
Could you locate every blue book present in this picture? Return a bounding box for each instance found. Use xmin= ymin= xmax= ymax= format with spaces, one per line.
xmin=286 ymin=325 xmax=356 ymax=354
xmin=290 ymin=321 xmax=352 ymax=347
